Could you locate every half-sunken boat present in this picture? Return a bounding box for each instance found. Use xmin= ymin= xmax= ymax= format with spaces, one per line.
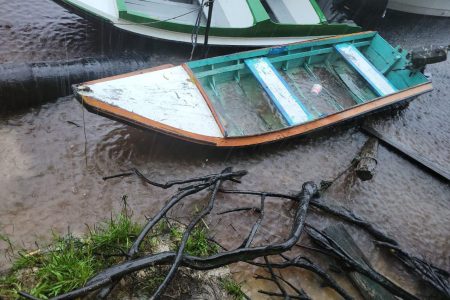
xmin=74 ymin=32 xmax=443 ymax=147
xmin=51 ymin=0 xmax=368 ymax=46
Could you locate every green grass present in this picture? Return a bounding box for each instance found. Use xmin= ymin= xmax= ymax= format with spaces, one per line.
xmin=186 ymin=226 xmax=219 ymax=257
xmin=0 ymin=210 xmax=144 ymax=299
xmin=167 ymin=222 xmax=219 ymax=257
xmin=220 ymin=277 xmax=246 ymax=300
xmin=0 ymin=211 xmax=221 ymax=299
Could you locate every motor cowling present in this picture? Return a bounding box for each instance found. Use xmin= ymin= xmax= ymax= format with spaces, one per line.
xmin=409 ymin=45 xmax=449 ymax=70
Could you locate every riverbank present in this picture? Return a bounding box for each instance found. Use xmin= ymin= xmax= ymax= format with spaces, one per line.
xmin=0 ymin=1 xmax=449 ymax=299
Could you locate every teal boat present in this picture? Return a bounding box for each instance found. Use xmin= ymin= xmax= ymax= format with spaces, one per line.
xmin=50 ymin=0 xmax=370 ymax=46
xmin=74 ymin=32 xmax=444 ymax=147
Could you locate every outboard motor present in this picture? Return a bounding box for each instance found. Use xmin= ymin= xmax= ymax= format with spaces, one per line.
xmin=409 ymin=45 xmax=449 ymax=70
xmin=333 ymin=0 xmax=388 ymax=28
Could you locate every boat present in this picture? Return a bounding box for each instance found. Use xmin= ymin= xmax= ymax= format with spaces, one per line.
xmin=73 ymin=32 xmax=444 ymax=147
xmin=50 ymin=0 xmax=369 ymax=47
xmin=388 ymin=0 xmax=450 ymax=17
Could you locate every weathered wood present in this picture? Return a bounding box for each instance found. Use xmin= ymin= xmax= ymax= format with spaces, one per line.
xmin=324 ymin=225 xmax=397 ymax=300
xmin=361 ymin=126 xmax=450 ymax=182
xmin=356 ymin=137 xmax=379 ymax=181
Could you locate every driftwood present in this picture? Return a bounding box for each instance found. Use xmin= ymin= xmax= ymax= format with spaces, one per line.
xmin=251 ymin=254 xmax=353 ymax=300
xmin=219 ymin=189 xmax=398 ymax=245
xmin=324 ymin=225 xmax=396 ymax=300
xmin=306 ymin=226 xmax=419 ymax=300
xmin=355 ymin=137 xmax=379 ymax=181
xmin=19 ymin=169 xmax=319 ymax=300
xmin=18 ymin=169 xmax=448 ymax=300
xmin=375 ymin=241 xmax=450 ymax=298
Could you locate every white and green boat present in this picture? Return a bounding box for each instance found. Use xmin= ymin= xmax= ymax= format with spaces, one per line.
xmin=51 ymin=0 xmax=368 ymax=46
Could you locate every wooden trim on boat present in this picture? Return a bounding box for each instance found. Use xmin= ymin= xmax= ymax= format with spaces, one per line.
xmin=78 ymin=82 xmax=432 ymax=148
xmin=80 ymin=64 xmax=175 ymax=86
xmin=181 ymin=63 xmax=228 ymax=137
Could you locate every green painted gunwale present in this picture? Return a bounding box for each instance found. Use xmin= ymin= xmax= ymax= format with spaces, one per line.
xmin=115 ymin=0 xmax=360 ymax=38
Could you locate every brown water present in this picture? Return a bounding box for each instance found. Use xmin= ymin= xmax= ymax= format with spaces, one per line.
xmin=0 ymin=1 xmax=449 ymax=299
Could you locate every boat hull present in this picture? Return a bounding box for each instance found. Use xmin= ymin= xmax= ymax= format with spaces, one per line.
xmin=388 ymin=0 xmax=450 ymax=17
xmin=76 ymin=81 xmax=431 ymax=147
xmin=51 ymin=0 xmax=359 ymax=47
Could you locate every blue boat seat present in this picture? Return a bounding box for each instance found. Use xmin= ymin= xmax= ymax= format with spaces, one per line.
xmin=335 ymin=43 xmax=398 ymax=96
xmin=245 ymin=57 xmax=313 ymax=126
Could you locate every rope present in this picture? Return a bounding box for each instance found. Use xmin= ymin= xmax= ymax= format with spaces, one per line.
xmin=111 ymin=7 xmax=203 ymax=26
xmin=190 ymin=0 xmax=207 ymax=60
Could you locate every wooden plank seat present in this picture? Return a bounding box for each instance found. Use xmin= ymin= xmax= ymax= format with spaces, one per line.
xmin=245 ymin=57 xmax=313 ymax=126
xmin=196 ymin=0 xmax=254 ymax=28
xmin=264 ymin=0 xmax=321 ymax=24
xmin=125 ymin=0 xmax=203 ymax=24
xmin=335 ymin=43 xmax=398 ymax=96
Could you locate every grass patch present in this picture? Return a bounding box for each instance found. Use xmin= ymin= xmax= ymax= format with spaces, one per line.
xmin=0 ymin=208 xmax=144 ymax=299
xmin=167 ymin=222 xmax=219 ymax=257
xmin=220 ymin=277 xmax=246 ymax=300
xmin=0 ymin=210 xmax=221 ymax=299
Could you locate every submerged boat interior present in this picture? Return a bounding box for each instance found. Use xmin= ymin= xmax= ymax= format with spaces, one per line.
xmin=187 ymin=32 xmax=429 ymax=137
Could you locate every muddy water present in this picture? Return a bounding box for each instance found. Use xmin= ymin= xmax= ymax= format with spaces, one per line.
xmin=0 ymin=1 xmax=449 ymax=299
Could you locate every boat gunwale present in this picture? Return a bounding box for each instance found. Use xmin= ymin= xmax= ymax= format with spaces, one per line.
xmin=186 ymin=31 xmax=377 ymax=69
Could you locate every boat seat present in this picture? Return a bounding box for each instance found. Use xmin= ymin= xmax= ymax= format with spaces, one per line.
xmin=125 ymin=0 xmax=202 ymax=24
xmin=196 ymin=0 xmax=254 ymax=28
xmin=335 ymin=43 xmax=398 ymax=96
xmin=245 ymin=57 xmax=313 ymax=126
xmin=264 ymin=0 xmax=321 ymax=24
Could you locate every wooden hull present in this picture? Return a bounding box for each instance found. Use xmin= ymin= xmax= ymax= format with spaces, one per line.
xmin=74 ymin=32 xmax=434 ymax=147
xmin=77 ymin=81 xmax=431 ymax=147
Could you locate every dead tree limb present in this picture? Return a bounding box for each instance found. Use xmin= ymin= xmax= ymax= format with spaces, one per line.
xmin=251 ymin=255 xmax=353 ymax=300
xmin=255 ymin=273 xmax=311 ymax=300
xmin=98 ymin=167 xmax=246 ymax=298
xmin=375 ymin=241 xmax=450 ymax=298
xmin=306 ymin=226 xmax=419 ymax=300
xmin=104 ymin=168 xmax=246 ymax=188
xmin=219 ymin=189 xmax=397 ymax=245
xmin=19 ymin=176 xmax=318 ymax=300
xmin=240 ymin=194 xmax=266 ymax=248
xmin=151 ymin=169 xmax=225 ymax=299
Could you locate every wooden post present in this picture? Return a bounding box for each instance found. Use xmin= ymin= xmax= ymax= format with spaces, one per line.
xmin=356 ymin=137 xmax=379 ymax=181
xmin=203 ymin=0 xmax=214 ymax=58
